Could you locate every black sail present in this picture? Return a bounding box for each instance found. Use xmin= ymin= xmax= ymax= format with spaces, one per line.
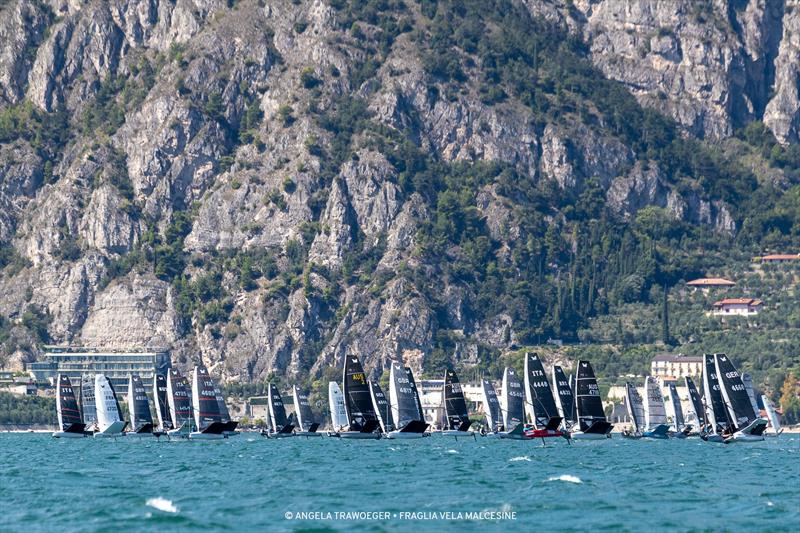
xmin=390 ymin=362 xmax=420 ymax=429
xmin=128 ymin=374 xmax=153 ymax=432
xmin=154 ymin=373 xmax=172 ymax=430
xmin=215 ymin=384 xmax=231 ymax=422
xmin=268 ymin=383 xmax=290 ymax=432
xmin=502 ymin=367 xmax=525 ymax=430
xmin=524 ymin=353 xmax=559 ymax=428
xmin=575 ymin=361 xmax=606 ymax=432
xmin=292 ymin=385 xmax=317 ymax=432
xmin=625 ymin=382 xmax=645 ymax=433
xmin=703 ymin=353 xmax=731 ymax=432
xmin=714 ymin=354 xmax=757 ymax=430
xmin=343 ymin=355 xmax=378 ymax=431
xmin=168 ymin=369 xmax=193 ymax=427
xmin=405 ymin=367 xmax=425 ymax=422
xmin=193 ymin=365 xmax=222 ymax=431
xmin=369 ymin=381 xmax=394 ymax=433
xmin=668 ymin=382 xmax=685 ymax=431
xmin=552 ymin=365 xmax=575 ymax=424
xmin=685 ymin=376 xmax=705 ymax=427
xmin=57 ymin=374 xmax=84 ymax=431
xmin=443 ymin=368 xmax=471 ymax=431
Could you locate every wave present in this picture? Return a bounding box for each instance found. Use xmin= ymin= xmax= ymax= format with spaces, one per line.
xmin=509 ymin=456 xmax=531 ymax=462
xmin=547 ymin=475 xmax=582 ymax=484
xmin=146 ymin=497 xmax=179 ymax=513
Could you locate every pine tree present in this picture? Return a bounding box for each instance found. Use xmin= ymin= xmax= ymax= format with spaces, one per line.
xmin=662 ymin=284 xmax=671 ymax=345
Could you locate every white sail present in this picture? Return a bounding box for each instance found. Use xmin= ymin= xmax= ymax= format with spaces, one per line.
xmin=95 ymin=374 xmax=123 ymax=433
xmin=292 ymin=385 xmax=305 ymax=431
xmin=762 ymin=395 xmax=781 ymax=435
xmin=643 ymin=376 xmax=667 ymax=431
xmin=480 ymin=379 xmax=499 ymax=430
xmin=167 ymin=371 xmax=178 ymax=427
xmin=328 ymin=381 xmax=347 ymax=430
xmin=191 ymin=367 xmax=201 ymax=430
xmin=127 ymin=375 xmax=136 ymax=429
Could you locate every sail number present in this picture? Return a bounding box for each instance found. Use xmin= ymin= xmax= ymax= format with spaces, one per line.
xmin=725 ymin=371 xmax=740 ymax=379
xmin=352 ymin=372 xmax=366 ymax=384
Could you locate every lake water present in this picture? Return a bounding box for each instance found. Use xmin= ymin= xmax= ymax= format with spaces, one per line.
xmin=1 ymin=433 xmax=798 ymax=532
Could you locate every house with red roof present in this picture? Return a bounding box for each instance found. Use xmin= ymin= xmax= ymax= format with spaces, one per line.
xmin=711 ymin=298 xmax=763 ymax=316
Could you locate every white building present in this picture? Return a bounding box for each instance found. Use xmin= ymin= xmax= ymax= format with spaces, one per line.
xmin=418 ymin=379 xmax=485 ymax=428
xmin=711 ymin=298 xmax=763 ymax=316
xmin=650 ymin=353 xmax=703 ymax=380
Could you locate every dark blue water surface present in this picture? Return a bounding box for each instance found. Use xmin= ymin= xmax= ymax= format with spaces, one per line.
xmin=1 ymin=433 xmax=798 ymax=532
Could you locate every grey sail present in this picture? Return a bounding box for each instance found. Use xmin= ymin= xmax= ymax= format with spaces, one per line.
xmin=80 ymin=374 xmax=97 ymax=429
xmin=684 ymin=376 xmax=705 ymax=428
xmin=369 ymin=380 xmax=394 ymax=433
xmin=552 ymin=365 xmax=575 ymax=426
xmin=742 ymin=373 xmax=759 ymax=418
xmin=668 ymin=382 xmax=685 ymax=432
xmin=127 ymin=374 xmax=154 ymax=433
xmin=292 ymin=385 xmax=318 ymax=432
xmin=480 ymin=379 xmax=502 ymax=432
xmin=625 ymin=382 xmax=645 ymax=433
xmin=644 ymin=376 xmax=668 ymax=431
xmin=501 ymin=367 xmax=524 ymax=431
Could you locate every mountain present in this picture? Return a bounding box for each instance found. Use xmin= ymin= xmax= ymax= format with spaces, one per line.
xmin=0 ymin=0 xmax=798 ymax=386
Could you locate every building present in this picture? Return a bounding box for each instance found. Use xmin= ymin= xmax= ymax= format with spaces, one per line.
xmin=760 ymin=254 xmax=799 ymax=263
xmin=650 ymin=353 xmax=703 ymax=380
xmin=711 ymin=298 xmax=763 ymax=316
xmin=246 ymin=396 xmax=271 ymax=422
xmin=27 ymin=346 xmax=171 ymax=394
xmin=418 ymin=379 xmax=484 ymax=428
xmin=686 ymin=277 xmax=736 ymax=292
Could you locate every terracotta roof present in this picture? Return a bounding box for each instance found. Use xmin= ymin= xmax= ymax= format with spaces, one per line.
xmin=712 ymin=298 xmax=763 ymax=307
xmin=761 ymin=254 xmax=799 ymax=261
xmin=686 ymin=277 xmax=736 ymax=286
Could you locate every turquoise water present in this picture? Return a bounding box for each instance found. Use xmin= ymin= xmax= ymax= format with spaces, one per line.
xmin=1 ymin=433 xmax=798 ymax=532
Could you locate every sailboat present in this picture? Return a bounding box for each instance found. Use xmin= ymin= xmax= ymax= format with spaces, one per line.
xmin=480 ymin=379 xmax=503 ymax=435
xmin=742 ymin=373 xmax=760 ymax=417
xmin=405 ymin=367 xmax=428 ymax=434
xmin=571 ymin=361 xmax=613 ymax=439
xmin=500 ymin=367 xmax=525 ymax=435
xmin=214 ymin=383 xmax=239 ymax=436
xmin=642 ymin=376 xmax=670 ymax=439
xmin=761 ymin=395 xmax=783 ymax=436
xmin=701 ymin=353 xmax=731 ymax=443
xmin=153 ymin=373 xmax=171 ymax=435
xmin=522 ymin=353 xmax=565 ymax=440
xmin=53 ymin=374 xmax=86 ymax=438
xmin=667 ymin=382 xmax=690 ymax=438
xmin=369 ymin=380 xmax=395 ymax=434
xmin=552 ymin=365 xmax=575 ymax=432
xmin=441 ymin=368 xmax=473 ymax=437
xmin=336 ymin=355 xmax=381 ymax=439
xmin=262 ymin=383 xmax=294 ymax=438
xmin=125 ymin=374 xmax=155 ymax=437
xmin=292 ymin=385 xmax=321 ymax=436
xmin=80 ymin=374 xmax=97 ymax=434
xmin=714 ymin=354 xmax=768 ymax=442
xmin=683 ymin=376 xmax=704 ymax=435
xmin=621 ymin=382 xmax=644 ymax=439
xmin=327 ymin=381 xmax=348 ymax=434
xmin=166 ymin=369 xmax=193 ymax=438
xmin=190 ymin=365 xmax=226 ymax=440
xmin=93 ymin=374 xmax=127 ymax=438
xmin=384 ymin=362 xmax=427 ymax=438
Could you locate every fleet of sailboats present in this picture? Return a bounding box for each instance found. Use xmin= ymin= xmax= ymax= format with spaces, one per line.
xmin=49 ymin=351 xmax=783 ymax=444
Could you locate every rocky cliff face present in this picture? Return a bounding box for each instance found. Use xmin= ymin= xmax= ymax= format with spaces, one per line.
xmin=0 ymin=0 xmax=797 ymax=381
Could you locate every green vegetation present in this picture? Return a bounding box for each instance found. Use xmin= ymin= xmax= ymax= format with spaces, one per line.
xmin=0 ymin=392 xmax=56 ymax=425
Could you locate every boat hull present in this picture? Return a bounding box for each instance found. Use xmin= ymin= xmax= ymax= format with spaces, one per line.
xmin=728 ymin=419 xmax=769 ymax=442
xmin=262 ymin=431 xmax=295 ymax=439
xmin=94 ymin=421 xmax=127 ymax=438
xmin=385 ymin=430 xmax=425 ymax=439
xmin=189 ymin=431 xmax=225 ymax=440
xmin=52 ymin=431 xmax=85 ymax=439
xmin=570 ymin=431 xmax=609 ymax=440
xmin=338 ymin=431 xmax=381 ymax=439
xmin=441 ymin=430 xmax=474 ymax=438
xmin=294 ymin=431 xmax=323 ymax=437
xmin=522 ymin=428 xmax=566 ymax=439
